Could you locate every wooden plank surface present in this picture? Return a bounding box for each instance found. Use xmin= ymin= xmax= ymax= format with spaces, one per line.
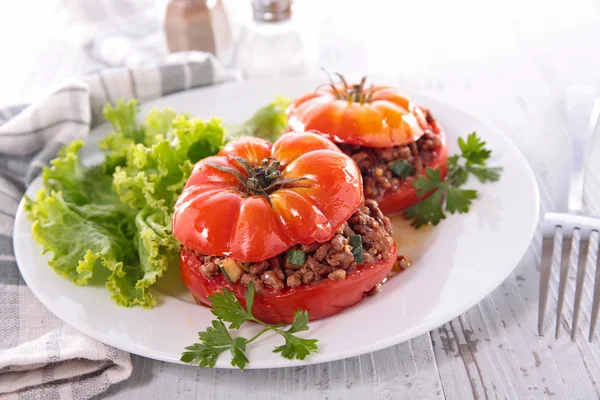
xmin=4 ymin=0 xmax=600 ymax=398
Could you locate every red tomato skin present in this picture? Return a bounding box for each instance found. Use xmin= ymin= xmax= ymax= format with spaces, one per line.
xmin=172 ymin=132 xmax=363 ymax=262
xmin=288 ymin=85 xmax=429 ymax=148
xmin=375 ymin=140 xmax=449 ymax=215
xmin=180 ymin=244 xmax=398 ymax=324
xmin=288 ymin=84 xmax=449 ymax=215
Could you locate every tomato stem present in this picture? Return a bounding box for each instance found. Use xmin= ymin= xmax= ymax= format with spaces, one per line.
xmin=351 ymin=85 xmax=361 ymax=102
xmin=335 ymin=72 xmax=349 ymax=93
xmin=208 ymin=157 xmax=310 ymax=197
xmin=363 ymin=84 xmax=374 ymax=106
xmin=206 ymin=161 xmax=251 ymax=192
xmin=230 ymin=155 xmax=253 ymax=173
xmin=321 ymin=70 xmax=373 ymax=104
xmin=320 ymin=67 xmax=343 ymax=99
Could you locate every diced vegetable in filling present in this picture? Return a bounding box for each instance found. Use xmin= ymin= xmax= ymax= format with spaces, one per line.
xmin=188 ymin=200 xmax=395 ymax=292
xmin=338 ymin=129 xmax=442 ymax=198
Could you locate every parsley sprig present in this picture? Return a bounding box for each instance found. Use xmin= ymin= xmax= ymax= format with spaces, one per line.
xmin=405 ymin=132 xmax=502 ymax=228
xmin=181 ymin=282 xmax=318 ymax=370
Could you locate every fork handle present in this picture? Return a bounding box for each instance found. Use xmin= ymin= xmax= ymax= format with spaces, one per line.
xmin=566 ymin=86 xmax=600 ymax=213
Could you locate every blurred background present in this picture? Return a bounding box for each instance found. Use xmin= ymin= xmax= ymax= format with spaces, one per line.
xmin=2 ymin=0 xmax=600 ymax=106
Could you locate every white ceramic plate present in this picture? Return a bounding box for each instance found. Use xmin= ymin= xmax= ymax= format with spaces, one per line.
xmin=13 ymin=78 xmax=539 ymax=369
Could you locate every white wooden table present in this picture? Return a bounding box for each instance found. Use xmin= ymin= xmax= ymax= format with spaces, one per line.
xmin=4 ymin=0 xmax=600 ymax=398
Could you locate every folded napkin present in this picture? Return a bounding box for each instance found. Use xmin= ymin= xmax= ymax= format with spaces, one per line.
xmin=0 ymin=52 xmax=232 ymax=399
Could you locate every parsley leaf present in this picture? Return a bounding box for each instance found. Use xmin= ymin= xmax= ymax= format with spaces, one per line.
xmin=208 ymin=287 xmax=254 ymax=329
xmin=448 ymin=133 xmax=503 ymax=187
xmin=412 ymin=168 xmax=445 ymax=196
xmin=181 ymin=319 xmax=249 ymax=369
xmin=458 ymin=132 xmax=491 ymax=166
xmin=287 ymin=310 xmax=310 ymax=334
xmin=182 ymin=283 xmax=318 ymax=369
xmin=245 ymin=281 xmax=255 ymax=316
xmin=406 ymin=131 xmax=502 ymax=228
xmin=199 ymin=319 xmax=236 ymax=347
xmin=467 ymin=165 xmax=502 ymax=183
xmin=230 ymin=337 xmax=250 ymax=369
xmin=445 ymin=186 xmax=477 ymax=213
xmin=448 ymin=154 xmax=469 ymax=187
xmin=180 ymin=343 xmax=225 ymax=367
xmin=273 ymin=310 xmax=318 ymax=360
xmin=405 ymin=190 xmax=446 ymax=228
xmin=274 ymin=333 xmax=319 ymax=360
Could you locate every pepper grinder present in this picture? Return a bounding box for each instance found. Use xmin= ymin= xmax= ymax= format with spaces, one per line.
xmin=164 ymin=0 xmax=232 ymax=63
xmin=232 ymin=0 xmax=318 ymax=78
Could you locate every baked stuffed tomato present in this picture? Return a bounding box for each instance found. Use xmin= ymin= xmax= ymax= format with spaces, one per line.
xmin=287 ymin=77 xmax=448 ymax=215
xmin=173 ymin=132 xmax=397 ymax=324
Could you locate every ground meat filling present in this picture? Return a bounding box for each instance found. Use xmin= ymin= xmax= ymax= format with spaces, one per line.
xmin=338 ymin=129 xmax=442 ymax=198
xmin=188 ymin=200 xmax=394 ymax=292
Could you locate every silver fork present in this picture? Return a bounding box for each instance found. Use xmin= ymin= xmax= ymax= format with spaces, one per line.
xmin=538 ymin=86 xmax=600 ymax=341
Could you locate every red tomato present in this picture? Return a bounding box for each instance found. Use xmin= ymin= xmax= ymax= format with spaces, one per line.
xmin=288 ymin=84 xmax=431 ymax=148
xmin=376 ymin=135 xmax=449 ymax=215
xmin=172 ymin=132 xmax=363 ymax=262
xmin=180 ymin=244 xmax=397 ymax=324
xmin=288 ymin=78 xmax=449 ymax=214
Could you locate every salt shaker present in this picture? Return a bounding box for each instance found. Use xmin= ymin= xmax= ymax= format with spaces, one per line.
xmin=232 ymin=0 xmax=318 ymax=78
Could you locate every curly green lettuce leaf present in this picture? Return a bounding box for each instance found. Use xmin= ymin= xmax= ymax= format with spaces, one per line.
xmin=143 ymin=108 xmax=179 ymax=144
xmin=100 ymin=101 xmax=196 ymax=173
xmin=103 ymin=100 xmax=144 ymax=143
xmin=226 ymin=96 xmax=291 ymax=142
xmin=25 ymin=189 xmax=136 ymax=287
xmin=112 ymin=115 xmax=226 ymax=213
xmin=24 ymin=142 xmax=159 ymax=306
xmin=99 ymin=100 xmax=146 ymax=173
xmin=41 ymin=141 xmax=116 ymax=206
xmin=133 ymin=207 xmax=180 ymax=291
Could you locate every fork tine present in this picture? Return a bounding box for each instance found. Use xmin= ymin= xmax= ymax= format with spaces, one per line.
xmin=589 ymin=232 xmax=600 ymax=341
xmin=572 ymin=230 xmax=596 ymax=340
xmin=539 ymin=226 xmax=561 ymax=336
xmin=556 ymin=228 xmax=579 ymax=339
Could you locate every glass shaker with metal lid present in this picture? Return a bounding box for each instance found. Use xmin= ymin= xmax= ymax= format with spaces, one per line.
xmin=232 ymin=0 xmax=318 ymax=78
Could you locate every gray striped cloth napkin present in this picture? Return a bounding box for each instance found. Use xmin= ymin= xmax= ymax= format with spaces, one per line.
xmin=0 ymin=52 xmax=233 ymax=400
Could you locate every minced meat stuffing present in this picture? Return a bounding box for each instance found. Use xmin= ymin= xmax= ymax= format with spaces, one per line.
xmin=188 ymin=200 xmax=394 ymax=292
xmin=338 ymin=129 xmax=442 ymax=199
